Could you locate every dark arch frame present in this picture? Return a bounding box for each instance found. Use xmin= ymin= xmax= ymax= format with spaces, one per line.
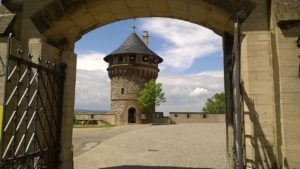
xmin=30 ymin=0 xmax=255 ymax=45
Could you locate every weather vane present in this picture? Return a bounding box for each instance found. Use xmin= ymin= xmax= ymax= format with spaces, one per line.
xmin=132 ymin=18 xmax=137 ymax=32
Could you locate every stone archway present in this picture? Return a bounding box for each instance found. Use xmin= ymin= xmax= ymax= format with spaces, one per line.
xmin=0 ymin=1 xmax=256 ymax=169
xmin=1 ymin=0 xmax=300 ymax=169
xmin=30 ymin=0 xmax=256 ymax=43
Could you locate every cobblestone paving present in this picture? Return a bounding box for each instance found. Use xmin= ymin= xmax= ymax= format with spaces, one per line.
xmin=73 ymin=123 xmax=226 ymax=169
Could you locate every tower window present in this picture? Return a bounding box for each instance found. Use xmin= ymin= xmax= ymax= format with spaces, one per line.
xmin=121 ymin=88 xmax=124 ymax=94
xmin=143 ymin=56 xmax=148 ymax=62
xmin=129 ymin=55 xmax=136 ymax=63
xmin=118 ymin=56 xmax=123 ymax=63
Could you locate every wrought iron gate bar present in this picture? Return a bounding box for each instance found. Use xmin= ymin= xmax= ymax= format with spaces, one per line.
xmin=5 ymin=86 xmax=17 ymax=106
xmin=38 ymin=71 xmax=57 ymax=124
xmin=35 ymin=92 xmax=56 ymax=145
xmin=8 ymin=54 xmax=64 ymax=77
xmin=3 ymin=110 xmax=15 ymax=132
xmin=0 ymin=35 xmax=66 ymax=169
xmin=7 ymin=66 xmax=17 ymax=80
xmin=27 ymin=111 xmax=36 ymax=130
xmin=16 ymin=110 xmax=27 ymax=131
xmin=2 ymin=148 xmax=48 ymax=161
xmin=25 ymin=133 xmax=35 ymax=152
xmin=232 ymin=11 xmax=246 ymax=169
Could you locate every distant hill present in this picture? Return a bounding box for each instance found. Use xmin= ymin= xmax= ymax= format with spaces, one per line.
xmin=74 ymin=109 xmax=110 ymax=113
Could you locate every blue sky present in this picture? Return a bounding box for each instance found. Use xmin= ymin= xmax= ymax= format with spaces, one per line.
xmin=75 ymin=18 xmax=224 ymax=114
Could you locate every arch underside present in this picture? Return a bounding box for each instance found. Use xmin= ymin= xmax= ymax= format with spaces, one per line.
xmin=31 ymin=0 xmax=256 ymax=43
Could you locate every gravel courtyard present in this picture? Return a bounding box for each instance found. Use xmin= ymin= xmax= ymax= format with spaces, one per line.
xmin=73 ymin=123 xmax=226 ymax=169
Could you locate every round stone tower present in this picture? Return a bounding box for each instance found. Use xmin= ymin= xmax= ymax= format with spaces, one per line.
xmin=104 ymin=31 xmax=163 ymax=125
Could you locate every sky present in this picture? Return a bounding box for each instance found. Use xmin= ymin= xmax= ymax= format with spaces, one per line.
xmin=75 ymin=18 xmax=224 ymax=115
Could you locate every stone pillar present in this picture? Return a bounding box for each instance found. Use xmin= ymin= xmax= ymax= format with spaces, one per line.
xmin=0 ymin=37 xmax=8 ymax=138
xmin=240 ymin=0 xmax=281 ymax=168
xmin=0 ymin=37 xmax=8 ymax=103
xmin=241 ymin=31 xmax=279 ymax=168
xmin=223 ymin=32 xmax=234 ymax=169
xmin=59 ymin=50 xmax=77 ymax=169
xmin=272 ymin=21 xmax=300 ymax=168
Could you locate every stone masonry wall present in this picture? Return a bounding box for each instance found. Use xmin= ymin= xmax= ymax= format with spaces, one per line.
xmin=111 ymin=100 xmax=142 ymax=125
xmin=0 ymin=37 xmax=8 ymax=105
xmin=111 ymin=76 xmax=148 ymax=125
xmin=169 ymin=113 xmax=225 ymax=124
xmin=75 ymin=113 xmax=115 ymax=124
xmin=0 ymin=37 xmax=9 ymax=145
xmin=241 ymin=0 xmax=300 ymax=168
xmin=273 ymin=23 xmax=300 ymax=168
xmin=111 ymin=76 xmax=148 ymax=100
xmin=241 ymin=0 xmax=279 ymax=168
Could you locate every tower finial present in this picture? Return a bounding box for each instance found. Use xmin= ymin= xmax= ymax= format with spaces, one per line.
xmin=132 ymin=18 xmax=136 ymax=32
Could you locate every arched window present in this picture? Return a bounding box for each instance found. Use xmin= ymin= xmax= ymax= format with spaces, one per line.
xmin=121 ymin=88 xmax=124 ymax=94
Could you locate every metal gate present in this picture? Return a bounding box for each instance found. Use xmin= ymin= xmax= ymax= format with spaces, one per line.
xmin=0 ymin=34 xmax=66 ymax=169
xmin=232 ymin=11 xmax=246 ymax=169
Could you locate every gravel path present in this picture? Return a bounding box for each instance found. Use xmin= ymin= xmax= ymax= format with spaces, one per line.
xmin=73 ymin=123 xmax=226 ymax=169
xmin=73 ymin=125 xmax=149 ymax=157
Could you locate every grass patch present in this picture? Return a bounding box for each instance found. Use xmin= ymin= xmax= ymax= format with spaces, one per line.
xmin=73 ymin=124 xmax=116 ymax=129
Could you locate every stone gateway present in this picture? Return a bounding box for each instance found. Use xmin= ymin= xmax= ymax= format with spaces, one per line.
xmin=0 ymin=0 xmax=299 ymax=169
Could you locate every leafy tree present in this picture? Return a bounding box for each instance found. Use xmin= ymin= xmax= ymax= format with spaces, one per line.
xmin=138 ymin=79 xmax=166 ymax=111
xmin=202 ymin=92 xmax=225 ymax=113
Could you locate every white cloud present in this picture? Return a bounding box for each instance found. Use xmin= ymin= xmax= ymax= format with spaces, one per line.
xmin=140 ymin=18 xmax=222 ymax=72
xmin=74 ymin=67 xmax=224 ymax=113
xmin=75 ymin=51 xmax=111 ymax=110
xmin=156 ymin=71 xmax=224 ymax=114
xmin=190 ymin=88 xmax=208 ymax=96
xmin=76 ymin=51 xmax=108 ymax=71
xmin=75 ymin=69 xmax=111 ymax=110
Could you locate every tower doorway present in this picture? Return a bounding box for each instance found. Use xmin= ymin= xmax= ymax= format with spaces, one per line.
xmin=128 ymin=108 xmax=136 ymax=123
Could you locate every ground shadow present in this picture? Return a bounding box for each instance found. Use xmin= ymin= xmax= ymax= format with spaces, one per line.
xmin=100 ymin=166 xmax=211 ymax=169
xmin=242 ymin=86 xmax=278 ymax=169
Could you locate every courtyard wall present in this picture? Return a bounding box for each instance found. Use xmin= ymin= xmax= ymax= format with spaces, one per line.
xmin=169 ymin=112 xmax=225 ymax=124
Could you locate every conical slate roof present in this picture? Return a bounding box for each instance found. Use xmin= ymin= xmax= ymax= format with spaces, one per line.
xmin=104 ymin=32 xmax=163 ymax=63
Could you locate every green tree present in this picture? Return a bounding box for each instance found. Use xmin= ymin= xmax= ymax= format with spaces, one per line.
xmin=202 ymin=92 xmax=225 ymax=113
xmin=138 ymin=79 xmax=166 ymax=111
